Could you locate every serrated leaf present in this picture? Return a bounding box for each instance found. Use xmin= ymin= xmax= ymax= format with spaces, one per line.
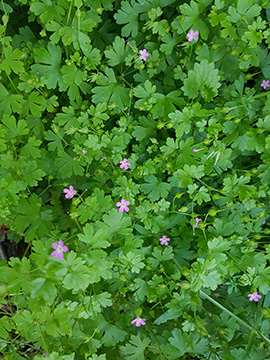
xmin=182 ymin=60 xmax=221 ymax=102
xmin=105 ymin=36 xmax=129 ymax=66
xmin=141 ymin=175 xmax=170 ymax=201
xmin=114 ymin=1 xmax=139 ymax=37
xmin=120 ymin=335 xmax=150 ymax=360
xmin=78 ymin=224 xmax=110 ymax=248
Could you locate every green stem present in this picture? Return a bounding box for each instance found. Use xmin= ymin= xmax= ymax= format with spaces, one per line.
xmin=251 ymin=91 xmax=270 ymax=99
xmin=22 ymin=242 xmax=31 ymax=258
xmin=200 ymin=290 xmax=270 ymax=347
xmin=7 ymin=73 xmax=19 ymax=94
xmin=66 ymin=0 xmax=73 ymax=26
xmin=36 ymin=321 xmax=49 ymax=355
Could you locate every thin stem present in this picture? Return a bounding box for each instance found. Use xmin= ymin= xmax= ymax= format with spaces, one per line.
xmin=200 ymin=290 xmax=270 ymax=347
xmin=36 ymin=321 xmax=49 ymax=355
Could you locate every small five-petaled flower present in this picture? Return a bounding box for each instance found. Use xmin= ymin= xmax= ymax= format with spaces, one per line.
xmin=116 ymin=199 xmax=130 ymax=213
xmin=139 ymin=49 xmax=149 ymax=61
xmin=120 ymin=159 xmax=131 ymax=170
xmin=63 ymin=185 xmax=76 ymax=199
xmin=261 ymin=80 xmax=270 ymax=89
xmin=159 ymin=235 xmax=170 ymax=246
xmin=187 ymin=30 xmax=199 ymax=42
xmin=248 ymin=292 xmax=262 ymax=302
xmin=194 ymin=217 xmax=202 ymax=228
xmin=51 ymin=240 xmax=68 ymax=260
xmin=131 ymin=317 xmax=146 ymax=327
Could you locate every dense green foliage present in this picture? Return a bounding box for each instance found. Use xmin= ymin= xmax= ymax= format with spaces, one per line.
xmin=1 ymin=0 xmax=270 ymax=359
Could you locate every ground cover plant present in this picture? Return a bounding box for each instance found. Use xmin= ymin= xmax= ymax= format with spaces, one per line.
xmin=1 ymin=0 xmax=270 ymax=358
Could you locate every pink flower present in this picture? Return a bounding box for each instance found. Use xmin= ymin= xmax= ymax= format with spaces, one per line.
xmin=131 ymin=317 xmax=146 ymax=327
xmin=159 ymin=235 xmax=170 ymax=246
xmin=116 ymin=199 xmax=130 ymax=213
xmin=63 ymin=185 xmax=76 ymax=199
xmin=194 ymin=217 xmax=202 ymax=228
xmin=139 ymin=49 xmax=149 ymax=61
xmin=82 ymin=149 xmax=86 ymax=154
xmin=261 ymin=80 xmax=270 ymax=89
xmin=120 ymin=159 xmax=131 ymax=170
xmin=187 ymin=30 xmax=199 ymax=42
xmin=248 ymin=292 xmax=262 ymax=302
xmin=193 ymin=148 xmax=204 ymax=152
xmin=214 ymin=292 xmax=220 ymax=297
xmin=51 ymin=240 xmax=68 ymax=260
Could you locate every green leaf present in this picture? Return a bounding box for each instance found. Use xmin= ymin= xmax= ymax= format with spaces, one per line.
xmin=114 ymin=1 xmax=139 ymax=37
xmin=133 ymin=80 xmax=156 ymax=109
xmin=0 ymin=84 xmax=24 ymax=117
xmin=1 ymin=114 xmax=29 ymax=139
xmin=152 ymin=91 xmax=183 ymax=120
xmin=21 ymin=160 xmax=46 ymax=187
xmin=102 ymin=324 xmax=127 ymax=347
xmin=13 ymin=194 xmax=53 ymax=241
xmin=168 ymin=329 xmax=188 ymax=357
xmin=43 ymin=306 xmax=70 ymax=336
xmin=62 ymin=252 xmax=91 ymax=291
xmin=182 ymin=60 xmax=221 ymax=102
xmin=132 ymin=116 xmax=157 ymax=142
xmin=31 ymin=43 xmax=65 ymax=90
xmin=0 ymin=317 xmax=12 ymax=339
xmin=175 ymin=165 xmax=205 ymax=187
xmin=31 ymin=278 xmax=57 ymax=303
xmin=78 ymin=224 xmax=110 ymax=248
xmin=44 ymin=128 xmax=64 ymax=151
xmin=160 ymin=33 xmax=180 ymax=55
xmin=120 ymin=335 xmax=150 ymax=360
xmin=61 ymin=63 xmax=90 ymax=101
xmin=120 ymin=252 xmax=145 ymax=273
xmin=208 ymin=236 xmax=231 ymax=252
xmin=179 ymin=0 xmax=210 ymax=40
xmin=55 ymin=150 xmax=84 ymax=178
xmin=21 ymin=91 xmax=44 ymax=117
xmin=141 ymin=175 xmax=170 ymax=201
xmin=154 ymin=309 xmax=183 ymax=325
xmin=92 ymin=67 xmax=129 ymax=110
xmin=105 ymin=36 xmax=130 ymax=66
xmin=194 ymin=186 xmax=211 ymax=205
xmin=30 ymin=0 xmax=65 ymax=23
xmin=1 ymin=46 xmax=24 ymax=75
xmin=102 ymin=209 xmax=132 ymax=236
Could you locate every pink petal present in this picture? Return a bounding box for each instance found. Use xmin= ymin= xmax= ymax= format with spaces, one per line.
xmin=119 ymin=207 xmax=124 ymax=213
xmin=58 ymin=240 xmax=64 ymax=247
xmin=58 ymin=252 xmax=64 ymax=260
xmin=125 ymin=201 xmax=130 ymax=206
xmin=69 ymin=186 xmax=74 ymax=191
xmin=116 ymin=202 xmax=122 ymax=207
xmin=62 ymin=246 xmax=68 ymax=252
xmin=63 ymin=189 xmax=69 ymax=193
xmin=52 ymin=242 xmax=59 ymax=249
xmin=51 ymin=250 xmax=58 ymax=258
xmin=124 ymin=207 xmax=129 ymax=212
xmin=131 ymin=319 xmax=137 ymax=324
